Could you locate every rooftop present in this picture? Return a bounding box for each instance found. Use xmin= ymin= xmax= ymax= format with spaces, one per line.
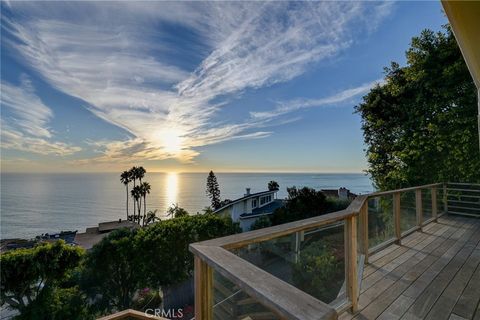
xmin=214 ymin=189 xmax=277 ymax=213
xmin=240 ymin=199 xmax=285 ymax=219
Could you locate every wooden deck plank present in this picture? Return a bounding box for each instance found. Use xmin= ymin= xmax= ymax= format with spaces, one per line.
xmin=425 ymin=247 xmax=480 ymax=320
xmin=474 ymin=302 xmax=480 ymax=320
xmin=340 ymin=215 xmax=480 ymax=320
xmin=363 ymin=223 xmax=440 ymax=278
xmin=360 ymin=224 xmax=452 ymax=295
xmin=451 ymin=250 xmax=480 ymax=319
xmin=353 ymin=220 xmax=471 ymax=319
xmin=363 ymin=215 xmax=468 ymax=278
xmin=400 ymin=222 xmax=480 ymax=319
xmin=359 ymin=220 xmax=463 ymax=305
xmin=401 ymin=222 xmax=477 ymax=300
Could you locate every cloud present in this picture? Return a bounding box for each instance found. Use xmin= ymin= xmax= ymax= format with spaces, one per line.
xmin=250 ymin=79 xmax=383 ymax=120
xmin=1 ymin=122 xmax=81 ymax=156
xmin=2 ymin=2 xmax=393 ymax=163
xmin=1 ymin=77 xmax=52 ymax=138
xmin=1 ymin=78 xmax=81 ymax=156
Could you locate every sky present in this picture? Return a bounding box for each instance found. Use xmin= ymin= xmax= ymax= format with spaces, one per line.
xmin=0 ymin=1 xmax=448 ymax=173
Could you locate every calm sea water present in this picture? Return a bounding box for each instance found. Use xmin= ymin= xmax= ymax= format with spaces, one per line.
xmin=0 ymin=173 xmax=373 ymax=239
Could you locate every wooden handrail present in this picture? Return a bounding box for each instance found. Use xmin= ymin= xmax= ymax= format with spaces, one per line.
xmin=97 ymin=309 xmax=167 ymax=320
xmin=194 ymin=182 xmax=441 ymax=251
xmin=196 ymin=195 xmax=367 ymax=250
xmin=367 ymin=182 xmax=443 ymax=197
xmin=190 ymin=245 xmax=337 ymax=320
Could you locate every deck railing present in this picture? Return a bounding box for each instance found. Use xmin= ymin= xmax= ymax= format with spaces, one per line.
xmin=445 ymin=182 xmax=480 ymax=217
xmin=189 ymin=182 xmax=466 ymax=320
xmin=97 ymin=309 xmax=167 ymax=320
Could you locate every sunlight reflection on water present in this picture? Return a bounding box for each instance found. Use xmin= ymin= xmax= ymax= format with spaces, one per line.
xmin=165 ymin=172 xmax=178 ymax=213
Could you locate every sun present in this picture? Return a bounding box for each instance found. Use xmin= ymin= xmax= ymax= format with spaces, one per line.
xmin=158 ymin=129 xmax=183 ymax=155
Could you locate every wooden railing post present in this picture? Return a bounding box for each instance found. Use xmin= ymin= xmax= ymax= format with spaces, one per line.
xmin=443 ymin=183 xmax=448 ymax=214
xmin=345 ymin=215 xmax=358 ymax=312
xmin=431 ymin=187 xmax=438 ymax=221
xmin=195 ymin=256 xmax=213 ymax=320
xmin=394 ymin=193 xmax=401 ymax=244
xmin=416 ymin=189 xmax=423 ymax=228
xmin=358 ymin=201 xmax=369 ymax=264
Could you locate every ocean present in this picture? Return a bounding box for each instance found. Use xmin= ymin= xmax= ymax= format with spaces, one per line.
xmin=0 ymin=172 xmax=373 ymax=239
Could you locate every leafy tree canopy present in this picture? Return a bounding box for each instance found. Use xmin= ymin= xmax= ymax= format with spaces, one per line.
xmin=135 ymin=214 xmax=240 ymax=287
xmin=271 ymin=187 xmax=328 ymax=225
xmin=81 ymin=228 xmax=143 ymax=313
xmin=0 ymin=241 xmax=84 ymax=315
xmin=356 ymin=26 xmax=480 ymax=190
xmin=81 ymin=214 xmax=240 ymax=313
xmin=292 ymin=240 xmax=342 ymax=302
xmin=166 ymin=204 xmax=189 ymax=218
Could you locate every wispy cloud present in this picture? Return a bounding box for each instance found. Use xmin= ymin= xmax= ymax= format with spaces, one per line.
xmin=2 ymin=2 xmax=393 ymax=163
xmin=1 ymin=77 xmax=52 ymax=138
xmin=250 ymin=79 xmax=383 ymax=120
xmin=1 ymin=124 xmax=81 ymax=156
xmin=1 ymin=78 xmax=81 ymax=156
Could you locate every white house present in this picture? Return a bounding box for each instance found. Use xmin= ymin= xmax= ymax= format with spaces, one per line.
xmin=214 ymin=188 xmax=284 ymax=231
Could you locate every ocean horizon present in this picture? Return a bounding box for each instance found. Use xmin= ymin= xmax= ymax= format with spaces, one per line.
xmin=1 ymin=172 xmax=373 ymax=239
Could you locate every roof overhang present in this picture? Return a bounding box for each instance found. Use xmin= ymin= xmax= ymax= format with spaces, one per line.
xmin=442 ymin=0 xmax=480 ymax=147
xmin=442 ymin=1 xmax=480 ymax=89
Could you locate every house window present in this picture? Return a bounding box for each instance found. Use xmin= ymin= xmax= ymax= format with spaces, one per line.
xmin=252 ymin=199 xmax=257 ymax=208
xmin=260 ymin=195 xmax=272 ymax=206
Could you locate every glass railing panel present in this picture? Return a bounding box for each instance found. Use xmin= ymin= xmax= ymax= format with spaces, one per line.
xmin=368 ymin=195 xmax=395 ymax=248
xmin=231 ymin=223 xmax=346 ymax=305
xmin=422 ymin=189 xmax=433 ymax=221
xmin=213 ymin=270 xmax=280 ymax=320
xmin=400 ymin=191 xmax=417 ymax=233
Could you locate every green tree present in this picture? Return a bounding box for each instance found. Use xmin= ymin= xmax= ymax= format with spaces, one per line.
xmin=271 ymin=187 xmax=327 ymax=225
xmin=81 ymin=228 xmax=143 ymax=313
xmin=166 ymin=203 xmax=189 ymax=218
xmin=206 ymin=170 xmax=221 ymax=209
xmin=81 ymin=214 xmax=240 ymax=313
xmin=17 ymin=287 xmax=92 ymax=320
xmin=120 ymin=170 xmax=131 ymax=221
xmin=0 ymin=241 xmax=84 ymax=315
xmin=136 ymin=166 xmax=146 ymax=184
xmin=145 ymin=209 xmax=160 ymax=225
xmin=355 ymin=26 xmax=480 ymax=191
xmin=131 ymin=185 xmax=142 ymax=223
xmin=140 ymin=181 xmax=151 ymax=225
xmin=268 ymin=180 xmax=279 ymax=191
xmin=129 ymin=167 xmax=138 ymax=218
xmin=135 ymin=214 xmax=240 ymax=288
xmin=292 ymin=240 xmax=342 ymax=303
xmin=249 ymin=216 xmax=272 ymax=231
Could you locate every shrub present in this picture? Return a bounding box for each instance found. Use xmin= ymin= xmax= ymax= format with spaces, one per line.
xmin=250 ymin=216 xmax=273 ymax=231
xmin=0 ymin=241 xmax=84 ymax=316
xmin=292 ymin=240 xmax=343 ymax=302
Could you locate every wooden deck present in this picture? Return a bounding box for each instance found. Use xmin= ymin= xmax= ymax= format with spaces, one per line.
xmin=340 ymin=214 xmax=480 ymax=320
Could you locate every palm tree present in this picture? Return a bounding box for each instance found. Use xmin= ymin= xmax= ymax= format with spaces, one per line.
xmin=145 ymin=209 xmax=160 ymax=225
xmin=129 ymin=167 xmax=138 ymax=217
xmin=131 ymin=185 xmax=142 ymax=223
xmin=137 ymin=167 xmax=146 ymax=184
xmin=268 ymin=180 xmax=280 ymax=191
xmin=140 ymin=182 xmax=151 ymax=226
xmin=120 ymin=171 xmax=131 ymax=220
